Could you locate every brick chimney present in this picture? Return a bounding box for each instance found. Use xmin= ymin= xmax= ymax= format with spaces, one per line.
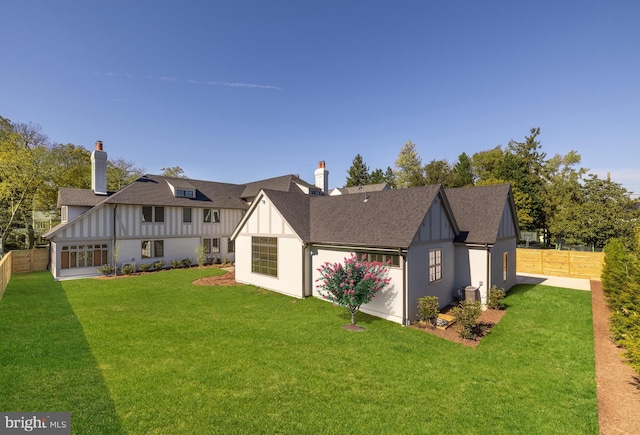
xmin=91 ymin=140 xmax=108 ymax=195
xmin=314 ymin=160 xmax=329 ymax=193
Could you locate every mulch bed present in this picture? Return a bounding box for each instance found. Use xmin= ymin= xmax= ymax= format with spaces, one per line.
xmin=590 ymin=280 xmax=640 ymax=434
xmin=410 ymin=306 xmax=506 ymax=348
xmin=192 ymin=269 xmax=237 ymax=286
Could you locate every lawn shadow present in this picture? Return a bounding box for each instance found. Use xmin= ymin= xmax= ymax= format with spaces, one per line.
xmin=0 ymin=272 xmax=125 ymax=434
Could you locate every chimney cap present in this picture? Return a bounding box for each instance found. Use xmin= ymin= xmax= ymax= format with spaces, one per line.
xmin=318 ymin=160 xmax=326 ymax=169
xmin=95 ymin=140 xmax=103 ymax=151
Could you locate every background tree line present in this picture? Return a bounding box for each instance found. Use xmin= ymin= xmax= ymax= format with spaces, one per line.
xmin=345 ymin=128 xmax=639 ymax=250
xmin=0 ymin=116 xmax=147 ymax=254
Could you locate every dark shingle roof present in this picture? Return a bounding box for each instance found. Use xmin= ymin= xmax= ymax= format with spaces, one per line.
xmin=445 ymin=184 xmax=512 ymax=244
xmin=332 ymin=183 xmax=390 ymax=195
xmin=241 ymin=175 xmax=320 ymax=198
xmin=58 ymin=188 xmax=112 ymax=207
xmin=262 ymin=190 xmax=311 ymax=241
xmin=103 ymin=175 xmax=249 ymax=209
xmin=309 ymin=185 xmax=442 ymax=248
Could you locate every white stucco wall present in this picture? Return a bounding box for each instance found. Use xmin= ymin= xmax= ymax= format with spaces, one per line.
xmin=234 ymin=195 xmax=305 ymax=298
xmin=310 ymin=248 xmax=405 ymax=324
xmin=455 ymin=246 xmax=489 ymax=304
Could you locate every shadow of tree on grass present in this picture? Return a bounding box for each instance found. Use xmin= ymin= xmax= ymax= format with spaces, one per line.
xmin=0 ymin=272 xmax=124 ymax=434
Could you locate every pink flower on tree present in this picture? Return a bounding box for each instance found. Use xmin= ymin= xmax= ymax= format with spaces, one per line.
xmin=315 ymin=253 xmax=392 ymax=325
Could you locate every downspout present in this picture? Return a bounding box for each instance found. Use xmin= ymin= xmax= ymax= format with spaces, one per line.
xmin=113 ymin=204 xmax=118 ymax=270
xmin=402 ymin=249 xmax=408 ymax=326
xmin=302 ymin=243 xmax=308 ymax=297
xmin=485 ymin=243 xmax=491 ymax=307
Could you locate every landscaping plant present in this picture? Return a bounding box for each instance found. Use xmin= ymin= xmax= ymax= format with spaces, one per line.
xmin=120 ymin=264 xmax=135 ymax=275
xmin=97 ymin=264 xmax=114 ymax=276
xmin=417 ymin=295 xmax=439 ymax=327
xmin=602 ymin=238 xmax=640 ymax=375
xmin=451 ymin=300 xmax=482 ymax=339
xmin=315 ymin=253 xmax=391 ymax=326
xmin=487 ymin=285 xmax=506 ymax=310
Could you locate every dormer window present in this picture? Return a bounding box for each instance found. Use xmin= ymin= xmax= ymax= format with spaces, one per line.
xmin=166 ymin=179 xmax=197 ymax=198
xmin=176 ymin=189 xmax=194 ymax=198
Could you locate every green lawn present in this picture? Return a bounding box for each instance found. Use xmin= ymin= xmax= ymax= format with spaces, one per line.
xmin=0 ymin=270 xmax=598 ymax=434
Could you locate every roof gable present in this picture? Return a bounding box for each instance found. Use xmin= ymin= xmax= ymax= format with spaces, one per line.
xmin=310 ymin=185 xmax=444 ymax=248
xmin=240 ymin=174 xmax=321 ymax=198
xmin=445 ymin=184 xmax=518 ymax=244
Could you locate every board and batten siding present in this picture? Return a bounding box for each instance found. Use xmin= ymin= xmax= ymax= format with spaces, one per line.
xmin=55 ymin=204 xmax=244 ymax=240
xmin=498 ymin=200 xmax=518 ymax=239
xmin=235 ymin=196 xmax=305 ymax=298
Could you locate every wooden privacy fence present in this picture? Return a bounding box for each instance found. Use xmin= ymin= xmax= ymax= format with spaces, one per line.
xmin=0 ymin=251 xmax=13 ymax=301
xmin=11 ymin=249 xmax=49 ymax=274
xmin=0 ymin=249 xmax=49 ymax=301
xmin=516 ymin=248 xmax=604 ymax=280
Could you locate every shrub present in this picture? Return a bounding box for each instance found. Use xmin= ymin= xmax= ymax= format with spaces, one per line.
xmin=316 ymin=253 xmax=391 ymax=326
xmin=602 ymin=238 xmax=640 ymax=375
xmin=181 ymin=258 xmax=192 ymax=268
xmin=120 ymin=264 xmax=135 ymax=275
xmin=487 ymin=285 xmax=506 ymax=310
xmin=417 ymin=296 xmax=439 ymax=327
xmin=153 ymin=260 xmax=165 ymax=270
xmin=137 ymin=263 xmax=152 ymax=273
xmin=451 ymin=300 xmax=482 ymax=339
xmin=170 ymin=260 xmax=182 ymax=269
xmin=215 ymin=257 xmax=222 ymax=265
xmin=97 ymin=264 xmax=114 ymax=276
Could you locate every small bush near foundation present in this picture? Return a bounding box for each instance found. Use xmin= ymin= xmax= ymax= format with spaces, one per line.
xmin=97 ymin=264 xmax=114 ymax=276
xmin=153 ymin=260 xmax=165 ymax=270
xmin=120 ymin=264 xmax=135 ymax=275
xmin=181 ymin=258 xmax=192 ymax=267
xmin=137 ymin=263 xmax=152 ymax=272
xmin=170 ymin=260 xmax=182 ymax=269
xmin=417 ymin=296 xmax=439 ymax=327
xmin=487 ymin=285 xmax=506 ymax=310
xmin=451 ymin=300 xmax=482 ymax=339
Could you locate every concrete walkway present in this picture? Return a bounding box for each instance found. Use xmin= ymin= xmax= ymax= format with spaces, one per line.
xmin=516 ymin=273 xmax=591 ymax=291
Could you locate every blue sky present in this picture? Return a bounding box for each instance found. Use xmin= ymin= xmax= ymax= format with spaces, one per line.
xmin=2 ymin=1 xmax=639 ymax=196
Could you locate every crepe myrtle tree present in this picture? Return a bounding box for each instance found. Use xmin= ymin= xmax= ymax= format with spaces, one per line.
xmin=316 ymin=253 xmax=391 ymax=326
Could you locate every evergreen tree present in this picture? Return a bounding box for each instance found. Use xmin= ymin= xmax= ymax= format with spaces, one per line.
xmin=394 ymin=141 xmax=425 ymax=188
xmin=345 ymin=154 xmax=370 ymax=187
xmin=452 ymin=152 xmax=474 ymax=187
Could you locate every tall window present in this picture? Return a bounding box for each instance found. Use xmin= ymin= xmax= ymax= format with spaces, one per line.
xmin=183 ymin=207 xmax=192 ymax=223
xmin=202 ymin=239 xmax=220 ymax=254
xmin=61 ymin=244 xmax=108 ymax=269
xmin=503 ymin=252 xmax=508 ymax=281
xmin=203 ymin=208 xmax=220 ymax=223
xmin=227 ymin=239 xmax=235 ymax=253
xmin=142 ymin=206 xmax=165 ymax=223
xmin=429 ymin=248 xmax=442 ymax=283
xmin=155 ymin=207 xmax=164 ymax=222
xmin=142 ymin=240 xmax=164 ymax=258
xmin=142 ymin=206 xmax=153 ymax=222
xmin=252 ymin=237 xmax=277 ymax=277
